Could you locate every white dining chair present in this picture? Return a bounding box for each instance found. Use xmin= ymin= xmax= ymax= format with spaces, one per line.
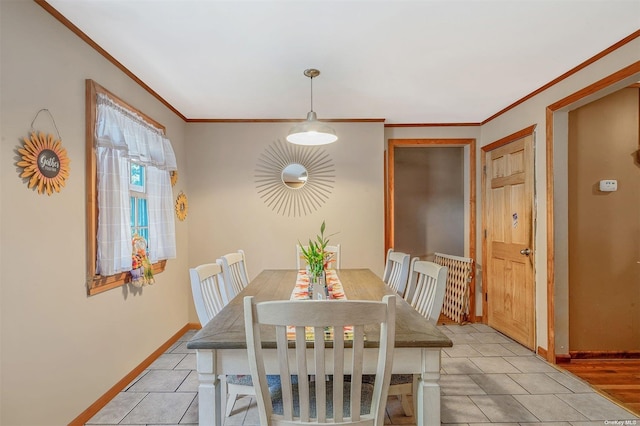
xmin=189 ymin=263 xmax=231 ymax=325
xmin=382 ymin=248 xmax=411 ymax=297
xmin=217 ymin=249 xmax=250 ymax=298
xmin=296 ymin=244 xmax=341 ymax=270
xmin=189 ymin=262 xmax=256 ymax=418
xmin=388 ymin=258 xmax=448 ymax=416
xmin=244 ymin=294 xmax=396 ymax=425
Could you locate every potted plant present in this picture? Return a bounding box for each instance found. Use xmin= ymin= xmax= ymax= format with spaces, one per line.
xmin=299 ymin=220 xmax=335 ymax=284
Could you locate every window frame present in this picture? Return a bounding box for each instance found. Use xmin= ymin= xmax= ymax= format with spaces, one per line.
xmin=86 ymin=79 xmax=166 ymax=296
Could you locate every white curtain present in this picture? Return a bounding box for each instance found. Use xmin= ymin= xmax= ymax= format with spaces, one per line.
xmin=146 ymin=166 xmax=176 ymax=262
xmin=95 ymin=94 xmax=177 ymax=276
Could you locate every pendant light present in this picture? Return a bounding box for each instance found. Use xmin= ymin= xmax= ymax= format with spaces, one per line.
xmin=286 ymin=69 xmax=338 ymax=146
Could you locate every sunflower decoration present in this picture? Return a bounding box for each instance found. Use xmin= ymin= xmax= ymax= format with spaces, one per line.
xmin=170 ymin=170 xmax=178 ymax=186
xmin=17 ymin=131 xmax=70 ymax=195
xmin=175 ymin=191 xmax=188 ymax=221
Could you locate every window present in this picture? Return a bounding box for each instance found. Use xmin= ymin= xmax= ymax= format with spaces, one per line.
xmin=86 ymin=80 xmax=177 ymax=295
xmin=130 ymin=163 xmax=149 ymax=243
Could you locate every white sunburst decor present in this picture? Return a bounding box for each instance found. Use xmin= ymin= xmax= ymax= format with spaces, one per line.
xmin=255 ymin=139 xmax=335 ymax=217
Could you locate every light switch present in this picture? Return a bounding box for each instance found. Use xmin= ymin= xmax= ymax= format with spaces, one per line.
xmin=599 ymin=180 xmax=617 ymax=192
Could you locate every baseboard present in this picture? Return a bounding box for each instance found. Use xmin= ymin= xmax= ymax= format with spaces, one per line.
xmin=537 ymin=346 xmax=548 ymax=359
xmin=555 ymin=353 xmax=571 ymax=364
xmin=474 ymin=316 xmax=482 ymax=323
xmin=68 ymin=323 xmax=201 ymax=426
xmin=569 ymin=350 xmax=640 ymax=359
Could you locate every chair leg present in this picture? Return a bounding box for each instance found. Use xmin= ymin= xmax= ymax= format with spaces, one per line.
xmin=225 ymin=392 xmax=237 ymax=417
xmin=399 ymin=393 xmax=413 ymax=417
xmin=218 ymin=375 xmax=232 ymax=418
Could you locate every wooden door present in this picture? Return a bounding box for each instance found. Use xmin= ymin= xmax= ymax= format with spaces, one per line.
xmin=484 ymin=133 xmax=535 ymax=349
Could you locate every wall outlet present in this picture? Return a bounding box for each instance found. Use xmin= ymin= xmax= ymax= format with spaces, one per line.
xmin=599 ymin=180 xmax=617 ymax=192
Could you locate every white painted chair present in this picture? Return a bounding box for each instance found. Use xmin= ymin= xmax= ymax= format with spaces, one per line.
xmin=296 ymin=244 xmax=341 ymax=270
xmin=389 ymin=258 xmax=448 ymax=416
xmin=189 ymin=263 xmax=231 ymax=325
xmin=243 ymin=294 xmax=396 ymax=425
xmin=382 ymin=248 xmax=411 ymax=297
xmin=189 ymin=262 xmax=256 ymax=418
xmin=405 ymin=259 xmax=448 ymax=322
xmin=217 ymin=249 xmax=250 ymax=298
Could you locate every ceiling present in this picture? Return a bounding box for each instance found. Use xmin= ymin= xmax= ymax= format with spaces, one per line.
xmin=44 ymin=0 xmax=639 ymax=124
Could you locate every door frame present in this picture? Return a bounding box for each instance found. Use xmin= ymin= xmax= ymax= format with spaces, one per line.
xmin=481 ymin=126 xmax=536 ymax=347
xmin=386 ymin=138 xmax=477 ymax=321
xmin=545 ymin=62 xmax=640 ymax=363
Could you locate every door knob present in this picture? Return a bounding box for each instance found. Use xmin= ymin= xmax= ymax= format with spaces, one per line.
xmin=520 ymin=248 xmax=531 ymax=256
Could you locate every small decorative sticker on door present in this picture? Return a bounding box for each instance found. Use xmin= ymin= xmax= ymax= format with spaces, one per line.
xmin=512 ymin=212 xmax=519 ymax=228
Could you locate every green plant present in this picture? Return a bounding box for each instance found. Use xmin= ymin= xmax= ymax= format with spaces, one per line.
xmin=299 ymin=220 xmax=335 ymax=278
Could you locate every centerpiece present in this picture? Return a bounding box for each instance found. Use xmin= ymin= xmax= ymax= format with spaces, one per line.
xmin=299 ymin=220 xmax=335 ymax=299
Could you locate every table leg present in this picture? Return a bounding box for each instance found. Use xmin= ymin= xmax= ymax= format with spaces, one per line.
xmin=196 ymin=349 xmax=222 ymax=426
xmin=417 ymin=348 xmax=441 ymax=426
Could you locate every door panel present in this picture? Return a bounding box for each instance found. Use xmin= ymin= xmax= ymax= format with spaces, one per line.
xmin=485 ymin=134 xmax=535 ymax=349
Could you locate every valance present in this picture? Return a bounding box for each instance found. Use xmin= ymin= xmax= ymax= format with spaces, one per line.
xmin=95 ymin=93 xmax=177 ymax=171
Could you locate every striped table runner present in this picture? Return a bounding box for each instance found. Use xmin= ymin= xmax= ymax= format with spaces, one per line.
xmin=288 ymin=269 xmax=353 ymax=340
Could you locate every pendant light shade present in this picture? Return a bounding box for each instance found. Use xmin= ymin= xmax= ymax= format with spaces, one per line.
xmin=287 ymin=69 xmax=338 ymax=146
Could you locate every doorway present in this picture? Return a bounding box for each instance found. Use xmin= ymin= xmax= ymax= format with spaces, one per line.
xmin=545 ymin=64 xmax=640 ymax=362
xmin=386 ymin=138 xmax=477 ymax=320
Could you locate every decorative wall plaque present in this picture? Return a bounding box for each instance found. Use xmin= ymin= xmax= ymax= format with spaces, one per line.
xmin=17 ymin=131 xmax=70 ymax=195
xmin=175 ymin=191 xmax=188 ymax=221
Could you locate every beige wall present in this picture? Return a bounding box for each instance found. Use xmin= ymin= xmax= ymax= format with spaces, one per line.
xmin=480 ymin=38 xmax=640 ymax=355
xmin=394 ymin=147 xmax=465 ymax=259
xmin=0 ymin=2 xmax=190 ymax=425
xmin=184 ymin=122 xmax=385 ymax=279
xmin=568 ymin=87 xmax=640 ymax=351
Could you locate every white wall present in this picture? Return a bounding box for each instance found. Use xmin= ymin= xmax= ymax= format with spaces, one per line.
xmin=0 ymin=2 xmax=190 ymax=425
xmin=185 ymin=122 xmax=386 ymax=282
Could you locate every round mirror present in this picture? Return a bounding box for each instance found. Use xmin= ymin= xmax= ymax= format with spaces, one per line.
xmin=281 ymin=163 xmax=308 ymax=189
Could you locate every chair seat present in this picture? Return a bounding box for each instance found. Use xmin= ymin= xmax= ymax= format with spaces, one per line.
xmin=271 ymin=381 xmax=374 ymax=418
xmin=227 ymin=374 xmax=287 ymax=390
xmin=363 ymin=374 xmax=412 ymax=385
xmin=390 ymin=374 xmax=413 ymax=385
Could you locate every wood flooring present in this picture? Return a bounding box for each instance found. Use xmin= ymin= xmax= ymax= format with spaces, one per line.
xmin=560 ymin=359 xmax=640 ymax=416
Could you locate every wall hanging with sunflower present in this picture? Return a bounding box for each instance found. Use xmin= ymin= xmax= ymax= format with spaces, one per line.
xmin=17 ymin=109 xmax=70 ymax=195
xmin=175 ymin=191 xmax=188 ymax=221
xmin=17 ymin=131 xmax=70 ymax=195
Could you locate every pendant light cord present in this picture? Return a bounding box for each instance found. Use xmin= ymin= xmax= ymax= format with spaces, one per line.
xmin=309 ymin=75 xmax=314 ymax=113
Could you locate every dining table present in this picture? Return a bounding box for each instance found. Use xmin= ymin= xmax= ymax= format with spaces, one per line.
xmin=187 ymin=268 xmax=453 ymax=425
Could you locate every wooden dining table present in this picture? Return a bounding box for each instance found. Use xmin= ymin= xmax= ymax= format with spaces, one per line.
xmin=187 ymin=268 xmax=452 ymax=425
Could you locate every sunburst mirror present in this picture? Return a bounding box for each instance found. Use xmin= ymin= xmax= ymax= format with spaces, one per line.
xmin=255 ymin=139 xmax=335 ymax=217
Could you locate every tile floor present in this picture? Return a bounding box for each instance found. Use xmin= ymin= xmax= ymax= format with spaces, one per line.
xmin=86 ymin=323 xmax=639 ymax=425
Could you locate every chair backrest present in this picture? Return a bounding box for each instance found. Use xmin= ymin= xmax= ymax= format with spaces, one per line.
xmin=189 ymin=263 xmax=230 ymax=326
xmin=434 ymin=252 xmax=474 ymax=324
xmin=244 ymin=294 xmax=395 ymax=425
xmin=218 ymin=249 xmax=250 ymax=298
xmin=296 ymin=244 xmax=341 ymax=270
xmin=404 ymin=258 xmax=448 ymax=323
xmin=382 ymin=248 xmax=411 ymax=297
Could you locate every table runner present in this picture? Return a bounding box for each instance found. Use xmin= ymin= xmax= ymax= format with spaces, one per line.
xmin=288 ymin=269 xmax=353 ymax=340
xmin=290 ymin=269 xmax=346 ymax=300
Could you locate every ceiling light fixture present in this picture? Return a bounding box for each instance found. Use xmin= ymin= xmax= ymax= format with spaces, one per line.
xmin=286 ymin=69 xmax=338 ymax=146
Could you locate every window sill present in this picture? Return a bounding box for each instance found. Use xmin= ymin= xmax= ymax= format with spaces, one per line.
xmin=87 ymin=260 xmax=167 ymax=296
